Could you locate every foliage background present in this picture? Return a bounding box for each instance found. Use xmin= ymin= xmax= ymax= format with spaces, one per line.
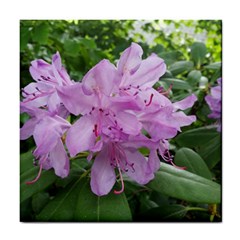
xmin=20 ymin=20 xmax=222 ymax=222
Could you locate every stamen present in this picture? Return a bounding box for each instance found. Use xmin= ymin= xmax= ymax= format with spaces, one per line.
xmin=170 ymin=161 xmax=187 ymax=170
xmin=145 ymin=94 xmax=154 ymax=106
xmin=114 ymin=166 xmax=125 ymax=195
xmin=93 ymin=124 xmax=98 ymax=137
xmin=26 ymin=164 xmax=43 ymax=184
xmin=158 ymin=84 xmax=173 ymax=97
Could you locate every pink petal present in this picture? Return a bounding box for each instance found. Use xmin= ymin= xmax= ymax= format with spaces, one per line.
xmin=117 ymin=42 xmax=143 ymax=74
xmin=173 ymin=94 xmax=197 ymax=111
xmin=172 ymin=111 xmax=196 ymax=127
xmin=49 ymin=139 xmax=69 ymax=178
xmin=20 ymin=117 xmax=38 ymax=140
xmin=125 ymin=148 xmax=154 ymax=185
xmin=57 ymin=83 xmax=98 ymax=115
xmin=90 ymin=146 xmax=116 ymax=196
xmin=66 ymin=115 xmax=96 ymax=157
xmin=116 ymin=111 xmax=142 ymax=135
xmin=33 ymin=116 xmax=70 ymax=156
xmin=148 ymin=149 xmax=160 ymax=173
xmin=131 ymin=54 xmax=166 ymax=88
xmin=82 ymin=59 xmax=120 ymax=96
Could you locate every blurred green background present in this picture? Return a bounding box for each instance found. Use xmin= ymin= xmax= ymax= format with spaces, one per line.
xmin=20 ymin=20 xmax=222 ymax=153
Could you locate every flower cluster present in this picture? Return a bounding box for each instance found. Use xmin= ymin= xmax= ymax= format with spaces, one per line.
xmin=20 ymin=43 xmax=197 ymax=196
xmin=205 ymin=78 xmax=222 ymax=131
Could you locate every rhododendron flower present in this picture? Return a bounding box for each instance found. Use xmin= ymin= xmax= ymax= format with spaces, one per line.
xmin=90 ymin=134 xmax=159 ymax=196
xmin=20 ymin=104 xmax=71 ymax=181
xmin=205 ymin=78 xmax=222 ymax=131
xmin=21 ymin=52 xmax=74 ymax=112
xmin=21 ymin=43 xmax=198 ymax=196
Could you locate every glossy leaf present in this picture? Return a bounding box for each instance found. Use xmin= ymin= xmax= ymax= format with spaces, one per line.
xmin=64 ymin=39 xmax=80 ymax=57
xmin=174 ymin=126 xmax=221 ymax=169
xmin=187 ymin=70 xmax=202 ymax=86
xmin=20 ymin=26 xmax=30 ymax=51
xmin=36 ymin=177 xmax=83 ymax=221
xmin=175 ymin=126 xmax=219 ymax=147
xmin=20 ymin=150 xmax=34 ymax=174
xmin=74 ymin=180 xmax=132 ymax=221
xmin=169 ymin=61 xmax=194 ymax=76
xmin=174 ymin=148 xmax=212 ymax=179
xmin=20 ymin=168 xmax=57 ymax=203
xmin=204 ymin=62 xmax=221 ymax=70
xmin=198 ymin=136 xmax=221 ymax=169
xmin=160 ymin=51 xmax=183 ymax=65
xmin=32 ymin=23 xmax=49 ymax=44
xmin=160 ymin=78 xmax=192 ymax=90
xmin=32 ymin=192 xmax=50 ymax=214
xmin=190 ymin=42 xmax=207 ymax=66
xmin=147 ymin=162 xmax=221 ymax=203
xmin=140 ymin=205 xmax=187 ymax=221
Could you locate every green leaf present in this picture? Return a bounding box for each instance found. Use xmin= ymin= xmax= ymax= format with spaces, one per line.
xmin=190 ymin=42 xmax=207 ymax=67
xmin=74 ymin=179 xmax=132 ymax=221
xmin=204 ymin=62 xmax=221 ymax=70
xmin=174 ymin=126 xmax=221 ymax=169
xmin=174 ymin=148 xmax=212 ymax=180
xmin=187 ymin=70 xmax=202 ymax=86
xmin=147 ymin=162 xmax=221 ymax=203
xmin=169 ymin=61 xmax=194 ymax=76
xmin=32 ymin=23 xmax=49 ymax=44
xmin=64 ymin=39 xmax=80 ymax=57
xmin=160 ymin=51 xmax=183 ymax=65
xmin=198 ymin=136 xmax=221 ymax=169
xmin=20 ymin=150 xmax=34 ymax=174
xmin=175 ymin=126 xmax=219 ymax=147
xmin=160 ymin=78 xmax=192 ymax=90
xmin=36 ymin=177 xmax=83 ymax=221
xmin=32 ymin=192 xmax=50 ymax=214
xmin=140 ymin=205 xmax=187 ymax=221
xmin=20 ymin=26 xmax=30 ymax=51
xmin=20 ymin=168 xmax=57 ymax=203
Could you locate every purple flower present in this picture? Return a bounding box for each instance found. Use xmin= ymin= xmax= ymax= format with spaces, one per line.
xmin=20 ymin=104 xmax=71 ymax=181
xmin=21 ymin=42 xmax=198 ymax=196
xmin=205 ymin=78 xmax=222 ymax=131
xmin=90 ymin=134 xmax=159 ymax=196
xmin=21 ymin=52 xmax=73 ymax=112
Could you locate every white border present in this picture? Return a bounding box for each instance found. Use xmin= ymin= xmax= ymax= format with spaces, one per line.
xmin=0 ymin=0 xmax=239 ymax=239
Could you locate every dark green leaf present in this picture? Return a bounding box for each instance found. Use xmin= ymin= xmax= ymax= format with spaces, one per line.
xmin=175 ymin=148 xmax=212 ymax=179
xmin=198 ymin=136 xmax=221 ymax=169
xmin=36 ymin=177 xmax=83 ymax=221
xmin=140 ymin=205 xmax=187 ymax=221
xmin=32 ymin=192 xmax=50 ymax=214
xmin=160 ymin=51 xmax=183 ymax=65
xmin=160 ymin=78 xmax=192 ymax=90
xmin=190 ymin=42 xmax=207 ymax=66
xmin=74 ymin=179 xmax=132 ymax=221
xmin=210 ymin=68 xmax=221 ymax=83
xmin=20 ymin=150 xmax=34 ymax=174
xmin=175 ymin=126 xmax=219 ymax=147
xmin=204 ymin=62 xmax=221 ymax=70
xmin=20 ymin=168 xmax=57 ymax=203
xmin=174 ymin=126 xmax=221 ymax=169
xmin=147 ymin=163 xmax=221 ymax=203
xmin=20 ymin=26 xmax=30 ymax=51
xmin=32 ymin=23 xmax=49 ymax=44
xmin=169 ymin=61 xmax=194 ymax=76
xmin=64 ymin=39 xmax=80 ymax=57
xmin=187 ymin=70 xmax=202 ymax=86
